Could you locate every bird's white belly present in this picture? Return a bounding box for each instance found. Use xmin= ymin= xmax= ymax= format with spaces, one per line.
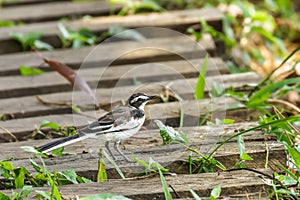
xmin=103 ymin=117 xmax=144 ymax=142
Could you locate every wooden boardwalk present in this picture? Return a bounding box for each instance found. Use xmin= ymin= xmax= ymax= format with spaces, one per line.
xmin=0 ymin=1 xmax=280 ymax=199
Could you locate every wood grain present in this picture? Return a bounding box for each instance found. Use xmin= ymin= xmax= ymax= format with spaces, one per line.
xmin=0 ymin=34 xmax=215 ymax=75
xmin=0 ymin=169 xmax=271 ymax=199
xmin=0 ymin=8 xmax=222 ymax=54
xmin=0 ymin=1 xmax=117 ymax=22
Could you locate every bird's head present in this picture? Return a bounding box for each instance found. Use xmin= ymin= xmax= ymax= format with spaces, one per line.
xmin=127 ymin=93 xmax=158 ymax=109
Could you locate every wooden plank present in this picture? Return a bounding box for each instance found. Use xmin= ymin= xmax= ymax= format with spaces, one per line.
xmin=0 ymin=56 xmax=226 ymax=98
xmin=0 ymin=123 xmax=284 ymax=174
xmin=0 ymin=1 xmax=116 ymax=23
xmin=0 ymin=96 xmax=238 ymax=141
xmin=0 ymin=169 xmax=271 ymax=199
xmin=0 ymin=34 xmax=215 ymax=75
xmin=0 ymin=122 xmax=271 ymax=160
xmin=0 ymin=8 xmax=222 ymax=54
xmin=0 ymin=72 xmax=260 ymax=120
xmin=2 ymin=0 xmax=67 ymax=7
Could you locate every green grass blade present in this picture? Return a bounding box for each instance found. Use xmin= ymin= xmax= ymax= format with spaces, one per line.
xmin=189 ymin=189 xmax=201 ymax=200
xmin=194 ymin=54 xmax=208 ymax=99
xmin=158 ymin=167 xmax=172 ymax=200
xmin=210 ymin=185 xmax=221 ymax=200
xmin=208 ymin=115 xmax=300 ymax=158
xmin=247 ymin=77 xmax=300 ymax=107
xmin=102 ymin=149 xmax=125 ymax=179
xmin=248 ymin=44 xmax=300 ymax=97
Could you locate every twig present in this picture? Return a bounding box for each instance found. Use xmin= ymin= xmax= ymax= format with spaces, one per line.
xmin=0 ymin=127 xmax=18 ymax=142
xmin=266 ymin=98 xmax=300 ymax=114
xmin=169 ymin=184 xmax=181 ymax=198
xmin=264 ymin=142 xmax=269 ymax=169
xmin=36 ymin=96 xmax=97 ymax=120
xmin=36 ymin=95 xmax=71 ymax=106
xmin=273 ymin=106 xmax=300 ymax=145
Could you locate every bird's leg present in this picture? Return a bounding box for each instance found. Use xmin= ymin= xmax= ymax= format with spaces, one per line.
xmin=114 ymin=140 xmax=132 ymax=162
xmin=105 ymin=141 xmax=117 ymax=160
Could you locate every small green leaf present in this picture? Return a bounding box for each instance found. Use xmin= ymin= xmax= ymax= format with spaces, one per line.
xmin=69 ymin=104 xmax=81 ymax=113
xmin=286 ymin=144 xmax=300 ymax=169
xmin=30 ymin=159 xmax=42 ymax=173
xmin=57 ymin=23 xmax=70 ymax=39
xmin=208 ymin=157 xmax=226 ymax=171
xmin=0 ymin=161 xmax=14 ymax=171
xmin=97 ymin=157 xmax=107 ymax=183
xmin=241 ymin=153 xmax=253 ymax=161
xmin=18 ymin=185 xmax=32 ymax=199
xmin=21 ymin=146 xmax=39 ymax=153
xmin=77 ymin=175 xmax=92 ymax=183
xmin=154 ymin=120 xmax=188 ymax=144
xmin=222 ymin=118 xmax=235 ymax=125
xmin=59 ymin=169 xmax=78 ymax=184
xmin=187 ymin=27 xmax=202 ymax=41
xmin=21 ymin=146 xmax=49 ymax=158
xmin=19 ymin=65 xmax=44 ymax=76
xmin=237 ymin=135 xmax=253 ymax=161
xmin=100 ymin=25 xmax=145 ymax=41
xmin=14 ymin=166 xmax=27 ymax=188
xmin=210 ymin=185 xmax=221 ymax=200
xmin=0 ymin=192 xmax=11 ymax=200
xmin=209 ymin=81 xmax=225 ymax=98
xmin=10 ymin=31 xmax=45 ymax=50
xmin=40 ymin=120 xmax=60 ymax=131
xmin=35 ymin=190 xmax=52 ymax=200
xmin=133 ymin=157 xmax=169 ymax=174
xmin=34 ymin=40 xmax=53 ymax=50
xmin=194 ymin=54 xmax=208 ymax=99
xmin=51 ymin=147 xmax=67 ymax=157
xmin=275 ymin=174 xmax=297 ymax=186
xmin=79 ymin=193 xmax=132 ymax=200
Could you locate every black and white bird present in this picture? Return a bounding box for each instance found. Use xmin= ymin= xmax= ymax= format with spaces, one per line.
xmin=38 ymin=93 xmax=158 ymax=161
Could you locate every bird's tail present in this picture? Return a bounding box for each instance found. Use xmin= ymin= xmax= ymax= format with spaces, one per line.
xmin=38 ymin=133 xmax=87 ymax=153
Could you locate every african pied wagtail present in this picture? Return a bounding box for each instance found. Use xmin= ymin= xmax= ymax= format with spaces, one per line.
xmin=38 ymin=93 xmax=158 ymax=161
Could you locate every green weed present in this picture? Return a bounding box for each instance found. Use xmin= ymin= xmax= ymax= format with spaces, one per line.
xmin=9 ymin=32 xmax=53 ymax=51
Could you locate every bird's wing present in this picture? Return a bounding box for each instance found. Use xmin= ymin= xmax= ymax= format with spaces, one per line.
xmin=79 ymin=107 xmax=140 ymax=136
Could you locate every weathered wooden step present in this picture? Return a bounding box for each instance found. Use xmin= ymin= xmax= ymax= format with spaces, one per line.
xmin=0 ymin=1 xmax=117 ymax=23
xmin=0 ymin=34 xmax=214 ymax=75
xmin=0 ymin=169 xmax=272 ymax=199
xmin=0 ymin=56 xmax=223 ymax=98
xmin=0 ymin=71 xmax=260 ymax=133
xmin=0 ymin=72 xmax=260 ymax=120
xmin=2 ymin=0 xmax=68 ymax=7
xmin=0 ymin=96 xmax=238 ymax=141
xmin=0 ymin=122 xmax=272 ymax=160
xmin=0 ymin=123 xmax=284 ymax=176
xmin=0 ymin=8 xmax=222 ymax=54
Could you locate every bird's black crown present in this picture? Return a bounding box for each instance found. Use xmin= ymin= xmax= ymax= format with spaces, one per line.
xmin=127 ymin=93 xmax=156 ymax=109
